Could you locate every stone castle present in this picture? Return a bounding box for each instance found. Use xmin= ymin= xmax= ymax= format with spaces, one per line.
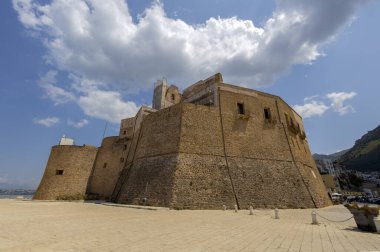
xmin=33 ymin=73 xmax=331 ymax=209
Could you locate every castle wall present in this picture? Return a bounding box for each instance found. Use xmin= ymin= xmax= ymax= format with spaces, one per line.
xmin=276 ymin=99 xmax=331 ymax=207
xmin=33 ymin=145 xmax=98 ymax=200
xmin=115 ymin=104 xmax=182 ymax=206
xmin=218 ymin=85 xmax=292 ymax=161
xmin=34 ymin=74 xmax=331 ymax=209
xmin=86 ymin=137 xmax=127 ymax=200
xmin=227 ymin=157 xmax=314 ymax=208
xmin=170 ymin=104 xmax=236 ymax=209
xmin=179 ymin=103 xmax=224 ymax=156
xmin=171 ymin=153 xmax=236 ymax=209
xmin=170 ymin=87 xmax=331 ymax=209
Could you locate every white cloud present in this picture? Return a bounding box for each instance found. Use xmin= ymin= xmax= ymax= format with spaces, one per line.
xmin=294 ymin=91 xmax=357 ymax=118
xmin=67 ymin=118 xmax=89 ymax=128
xmin=293 ymin=101 xmax=329 ymax=118
xmin=37 ymin=72 xmax=138 ymax=123
xmin=78 ymin=89 xmax=139 ymax=123
xmin=33 ymin=117 xmax=60 ymax=127
xmin=38 ymin=71 xmax=75 ymax=105
xmin=13 ymin=0 xmax=368 ymax=89
xmin=304 ymin=95 xmax=319 ymax=102
xmin=326 ymin=91 xmax=357 ymax=115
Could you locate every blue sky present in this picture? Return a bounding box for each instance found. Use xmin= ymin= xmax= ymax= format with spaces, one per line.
xmin=1 ymin=0 xmax=379 ymax=189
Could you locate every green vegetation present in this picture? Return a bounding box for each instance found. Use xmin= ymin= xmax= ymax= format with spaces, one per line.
xmin=357 ymin=139 xmax=380 ymax=155
xmin=348 ymin=173 xmax=363 ymax=188
xmin=338 ymin=124 xmax=380 ymax=172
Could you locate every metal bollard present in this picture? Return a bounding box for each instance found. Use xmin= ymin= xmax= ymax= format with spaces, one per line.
xmin=223 ymin=205 xmax=227 ymax=211
xmin=311 ymin=210 xmax=318 ymax=225
xmin=234 ymin=204 xmax=238 ymax=213
xmin=274 ymin=208 xmax=279 ymax=219
xmin=249 ymin=206 xmax=254 ymax=215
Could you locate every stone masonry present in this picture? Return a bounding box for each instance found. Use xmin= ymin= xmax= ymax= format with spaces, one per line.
xmin=34 ymin=73 xmax=332 ymax=209
xmin=33 ymin=145 xmax=97 ymax=200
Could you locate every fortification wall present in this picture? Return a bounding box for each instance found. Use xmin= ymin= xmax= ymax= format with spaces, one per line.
xmin=115 ymin=104 xmax=182 ymax=206
xmin=33 ymin=145 xmax=98 ymax=200
xmin=179 ymin=103 xmax=224 ymax=155
xmin=87 ymin=137 xmax=127 ymax=200
xmin=103 ymin=82 xmax=330 ymax=209
xmin=171 ymin=89 xmax=330 ymax=209
xmin=134 ymin=104 xmax=181 ymax=158
xmin=117 ymin=154 xmax=178 ymax=206
xmin=169 ymin=104 xmax=235 ymax=209
xmin=218 ymin=86 xmax=292 ymax=160
xmin=227 ymin=157 xmax=314 ymax=208
xmin=276 ymin=99 xmax=331 ymax=207
xmin=171 ymin=153 xmax=236 ymax=209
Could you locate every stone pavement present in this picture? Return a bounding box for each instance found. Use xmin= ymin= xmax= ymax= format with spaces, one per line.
xmin=0 ymin=200 xmax=379 ymax=252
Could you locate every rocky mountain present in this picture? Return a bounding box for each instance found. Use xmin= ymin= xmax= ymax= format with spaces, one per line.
xmin=338 ymin=124 xmax=380 ymax=172
xmin=312 ymin=149 xmax=349 ymax=161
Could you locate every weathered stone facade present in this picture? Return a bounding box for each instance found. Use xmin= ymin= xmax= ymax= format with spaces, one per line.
xmin=86 ymin=136 xmax=128 ymax=200
xmin=33 ymin=145 xmax=97 ymax=200
xmin=34 ymin=73 xmax=332 ymax=209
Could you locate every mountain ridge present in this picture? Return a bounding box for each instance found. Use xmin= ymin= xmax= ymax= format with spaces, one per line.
xmin=338 ymin=124 xmax=380 ymax=172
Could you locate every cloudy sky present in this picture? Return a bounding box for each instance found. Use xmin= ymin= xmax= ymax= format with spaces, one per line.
xmin=1 ymin=0 xmax=379 ymax=189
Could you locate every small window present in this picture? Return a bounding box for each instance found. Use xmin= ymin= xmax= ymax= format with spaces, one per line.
xmin=123 ymin=144 xmax=127 ymax=150
xmin=120 ymin=157 xmax=124 ymax=163
xmin=171 ymin=94 xmax=175 ymax=101
xmin=123 ymin=130 xmax=127 ymax=135
xmin=264 ymin=108 xmax=271 ymax=120
xmin=237 ymin=102 xmax=245 ymax=115
xmin=56 ymin=170 xmax=64 ymax=175
xmin=103 ymin=163 xmax=107 ymax=168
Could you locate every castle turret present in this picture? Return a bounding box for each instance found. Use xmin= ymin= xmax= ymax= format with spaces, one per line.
xmin=152 ymin=78 xmax=181 ymax=110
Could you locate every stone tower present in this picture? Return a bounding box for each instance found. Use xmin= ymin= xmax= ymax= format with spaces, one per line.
xmin=152 ymin=78 xmax=181 ymax=110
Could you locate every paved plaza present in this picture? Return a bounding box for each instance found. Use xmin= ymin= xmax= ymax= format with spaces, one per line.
xmin=0 ymin=200 xmax=379 ymax=251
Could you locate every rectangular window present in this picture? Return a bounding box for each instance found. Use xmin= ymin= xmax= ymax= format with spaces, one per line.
xmin=103 ymin=163 xmax=107 ymax=168
xmin=237 ymin=102 xmax=245 ymax=115
xmin=123 ymin=144 xmax=127 ymax=150
xmin=171 ymin=94 xmax=175 ymax=101
xmin=56 ymin=170 xmax=64 ymax=175
xmin=120 ymin=157 xmax=124 ymax=163
xmin=264 ymin=108 xmax=271 ymax=120
xmin=123 ymin=130 xmax=127 ymax=135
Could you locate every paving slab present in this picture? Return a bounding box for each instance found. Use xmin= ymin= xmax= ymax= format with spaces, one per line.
xmin=0 ymin=200 xmax=379 ymax=252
